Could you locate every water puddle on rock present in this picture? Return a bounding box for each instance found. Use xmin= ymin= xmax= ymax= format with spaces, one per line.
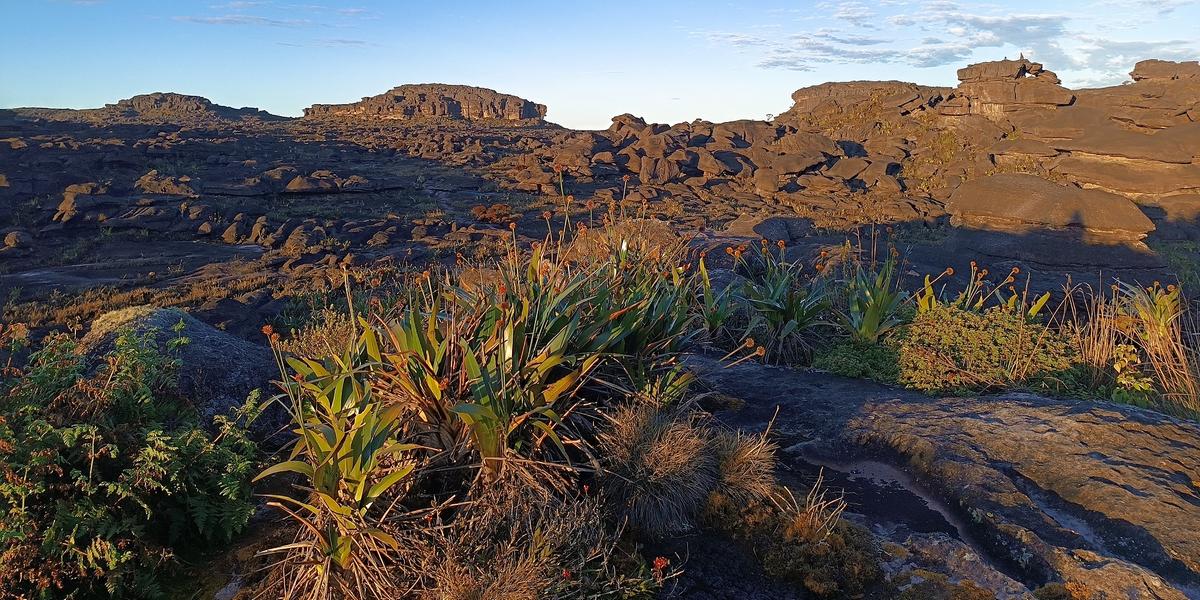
xmin=779 ymin=444 xmax=1003 ymax=572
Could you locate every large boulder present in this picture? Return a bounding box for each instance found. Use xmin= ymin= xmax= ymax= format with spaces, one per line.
xmin=947 ymin=173 xmax=1154 ymax=240
xmin=1131 ymin=59 xmax=1200 ymax=81
xmin=80 ymin=307 xmax=283 ymax=439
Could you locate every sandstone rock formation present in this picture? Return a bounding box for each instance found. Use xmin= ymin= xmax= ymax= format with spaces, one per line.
xmin=947 ymin=173 xmax=1155 ymax=241
xmin=692 ymin=355 xmax=1200 ymax=599
xmin=12 ymin=92 xmax=282 ymax=124
xmin=3 ymin=55 xmax=1199 ymax=327
xmin=940 ymin=58 xmax=1075 ymax=118
xmin=303 ymin=84 xmax=547 ymax=123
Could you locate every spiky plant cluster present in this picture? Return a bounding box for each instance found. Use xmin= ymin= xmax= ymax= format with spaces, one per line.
xmin=255 ymin=215 xmax=736 ymax=599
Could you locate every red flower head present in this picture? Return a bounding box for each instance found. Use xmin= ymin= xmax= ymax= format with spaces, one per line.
xmin=653 ymin=556 xmax=670 ymax=573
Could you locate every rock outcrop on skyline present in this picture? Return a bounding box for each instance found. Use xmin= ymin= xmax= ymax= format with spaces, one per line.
xmin=302 ymin=83 xmax=548 ymax=123
xmin=9 ymin=92 xmax=284 ymax=124
xmin=939 ymin=57 xmax=1076 ymax=117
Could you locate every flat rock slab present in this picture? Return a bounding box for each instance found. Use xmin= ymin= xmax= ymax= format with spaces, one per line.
xmin=688 ymin=355 xmax=1200 ymax=598
xmin=947 ymin=173 xmax=1155 ymax=238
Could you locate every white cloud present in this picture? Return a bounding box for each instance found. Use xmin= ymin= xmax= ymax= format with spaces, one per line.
xmin=695 ymin=0 xmax=1198 ymax=86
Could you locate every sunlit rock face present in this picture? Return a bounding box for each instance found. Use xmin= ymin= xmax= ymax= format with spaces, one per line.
xmin=302 ymin=83 xmax=547 ymax=123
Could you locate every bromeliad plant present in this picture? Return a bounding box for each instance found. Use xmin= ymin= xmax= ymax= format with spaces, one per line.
xmin=257 ymin=327 xmax=421 ymax=600
xmin=697 ymin=253 xmax=736 ymax=342
xmin=844 ymin=258 xmax=907 ymax=344
xmin=735 ymin=241 xmax=828 ymax=362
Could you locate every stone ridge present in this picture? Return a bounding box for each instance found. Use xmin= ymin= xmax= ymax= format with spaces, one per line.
xmin=9 ymin=92 xmax=284 ymax=124
xmin=302 ymin=83 xmax=547 ymax=123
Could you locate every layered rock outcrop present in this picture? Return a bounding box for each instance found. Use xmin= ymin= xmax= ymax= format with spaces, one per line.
xmin=13 ymin=92 xmax=283 ymax=124
xmin=303 ymin=84 xmax=547 ymax=123
xmin=947 ymin=173 xmax=1155 ymax=241
xmin=939 ymin=58 xmax=1075 ymax=118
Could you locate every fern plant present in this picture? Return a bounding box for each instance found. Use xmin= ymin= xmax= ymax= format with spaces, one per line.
xmin=0 ymin=328 xmax=260 ymax=599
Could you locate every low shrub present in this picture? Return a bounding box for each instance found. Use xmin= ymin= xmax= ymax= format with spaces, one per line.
xmin=702 ymin=482 xmax=882 ymax=598
xmin=896 ymin=304 xmax=1077 ymax=395
xmin=813 ymin=339 xmax=900 ymax=384
xmin=0 ymin=328 xmax=259 ymax=599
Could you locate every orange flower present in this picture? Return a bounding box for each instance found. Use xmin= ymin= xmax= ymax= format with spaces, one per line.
xmin=1011 ymin=266 xmax=1020 ymax=274
xmin=566 ymin=195 xmax=574 ymax=203
xmin=945 ymin=267 xmax=955 ymax=276
xmin=291 ymin=373 xmax=305 ymax=383
xmin=777 ymin=239 xmax=786 ymax=249
xmin=508 ymin=222 xmax=517 ymax=231
xmin=542 ymin=210 xmax=552 ymax=220
xmin=261 ymin=324 xmax=274 ymax=337
xmin=653 ymin=556 xmax=669 ymax=573
xmin=622 ymin=174 xmax=631 ymax=182
xmin=820 ymin=250 xmax=828 ymax=258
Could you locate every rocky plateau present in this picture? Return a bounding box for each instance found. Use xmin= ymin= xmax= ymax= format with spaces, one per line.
xmin=2 ymin=58 xmax=1200 ymax=599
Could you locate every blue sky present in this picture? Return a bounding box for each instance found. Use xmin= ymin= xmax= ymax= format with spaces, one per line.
xmin=2 ymin=0 xmax=1197 ymax=129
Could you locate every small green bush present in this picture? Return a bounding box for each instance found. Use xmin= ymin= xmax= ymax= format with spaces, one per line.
xmin=0 ymin=328 xmax=259 ymax=599
xmin=813 ymin=340 xmax=900 ymax=384
xmin=896 ymin=304 xmax=1077 ymax=395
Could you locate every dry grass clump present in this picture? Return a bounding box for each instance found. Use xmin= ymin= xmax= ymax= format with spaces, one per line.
xmin=562 ymin=216 xmax=687 ymax=268
xmin=599 ymin=404 xmax=717 ymax=535
xmin=778 ymin=471 xmax=848 ymax=545
xmin=1057 ymin=281 xmax=1200 ymax=416
xmin=416 ymin=477 xmax=656 ymax=600
xmin=711 ymin=430 xmax=779 ymax=506
xmin=276 ymin=307 xmax=355 ymax=358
